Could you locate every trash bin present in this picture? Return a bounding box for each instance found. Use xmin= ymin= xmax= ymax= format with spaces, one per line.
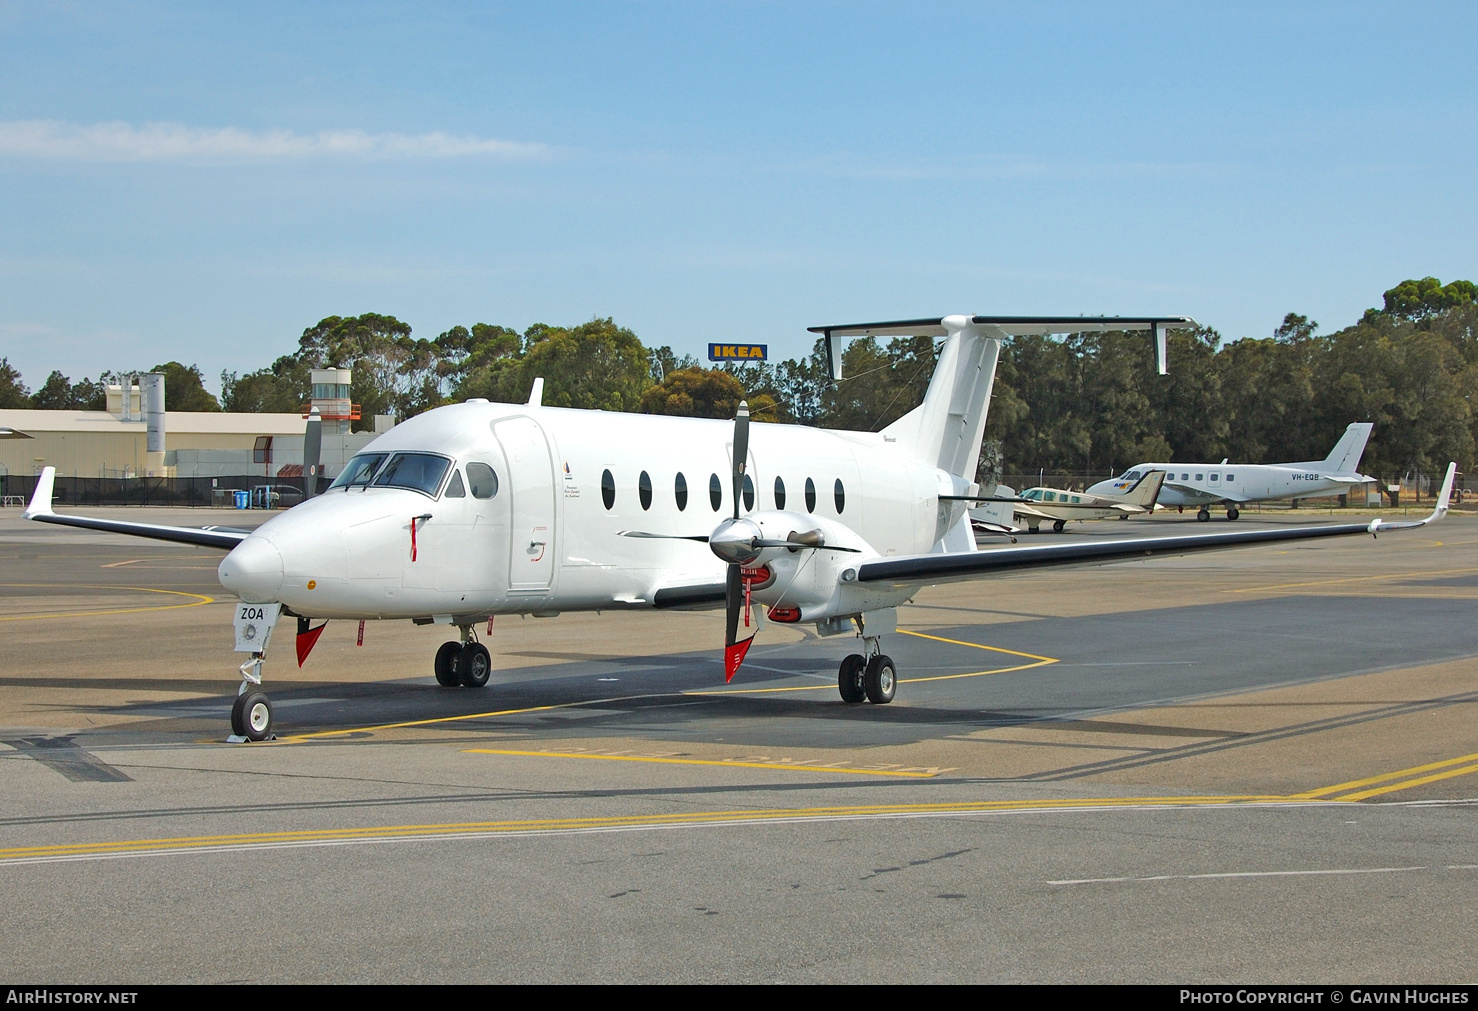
xmin=232 ymin=490 xmax=250 ymax=509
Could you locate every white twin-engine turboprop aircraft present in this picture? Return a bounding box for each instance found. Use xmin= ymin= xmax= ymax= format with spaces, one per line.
xmin=1086 ymin=422 xmax=1377 ymax=521
xmin=22 ymin=314 xmax=1456 ymax=742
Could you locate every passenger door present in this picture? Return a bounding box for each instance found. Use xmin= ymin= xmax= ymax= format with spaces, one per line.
xmin=494 ymin=417 xmax=557 ymax=593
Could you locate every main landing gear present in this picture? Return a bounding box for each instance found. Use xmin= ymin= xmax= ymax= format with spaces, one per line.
xmin=837 ymin=636 xmax=897 ymax=705
xmin=1227 ymin=506 xmax=1240 ymax=521
xmin=1052 ymin=519 xmax=1066 ymax=533
xmin=434 ymin=627 xmax=491 ymax=688
xmin=229 ymin=654 xmax=275 ymax=742
xmin=1197 ymin=507 xmax=1211 ymax=522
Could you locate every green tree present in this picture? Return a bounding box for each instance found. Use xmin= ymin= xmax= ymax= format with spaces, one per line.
xmin=1382 ymin=277 xmax=1477 ymax=323
xmin=149 ymin=362 xmax=221 ymax=411
xmin=31 ymin=371 xmax=74 ymax=410
xmin=221 ymin=356 xmax=311 ymax=413
xmin=640 ymin=367 xmax=745 ymax=418
xmin=0 ymin=359 xmax=30 ymax=408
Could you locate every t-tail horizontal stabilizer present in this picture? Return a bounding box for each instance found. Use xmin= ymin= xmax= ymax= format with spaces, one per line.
xmin=808 ymin=315 xmax=1198 ymax=379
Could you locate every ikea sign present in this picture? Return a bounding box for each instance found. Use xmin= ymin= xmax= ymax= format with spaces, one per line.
xmin=708 ymin=343 xmax=768 ymax=362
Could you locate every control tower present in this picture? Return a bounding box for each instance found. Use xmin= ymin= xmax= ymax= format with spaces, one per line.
xmin=309 ymin=368 xmax=359 ymax=434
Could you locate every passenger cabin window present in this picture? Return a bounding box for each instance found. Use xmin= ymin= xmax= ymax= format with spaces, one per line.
xmin=774 ymin=476 xmax=786 ymax=510
xmin=372 ymin=453 xmax=451 ymax=497
xmin=675 ymin=472 xmax=688 ymax=511
xmin=1044 ymin=491 xmax=1057 ymax=502
xmin=1195 ymin=473 xmax=1204 ymax=481
xmin=444 ymin=470 xmax=466 ymax=498
xmin=742 ymin=474 xmax=755 ymax=511
xmin=1210 ymin=473 xmax=1219 ymax=482
xmin=1181 ymin=473 xmax=1189 ymax=481
xmin=466 ymin=462 xmax=498 ymax=499
xmin=834 ymin=478 xmax=846 ymax=514
xmin=1225 ymin=473 xmax=1236 ymax=482
xmin=804 ymin=477 xmax=816 ymax=513
xmin=331 ymin=453 xmax=387 ymax=489
xmin=709 ymin=473 xmax=722 ymax=511
xmin=601 ymin=469 xmax=616 ymax=510
xmin=639 ymin=470 xmax=653 ymax=510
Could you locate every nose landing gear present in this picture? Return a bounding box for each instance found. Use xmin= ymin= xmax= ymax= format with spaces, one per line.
xmin=228 ymin=654 xmax=275 ymax=742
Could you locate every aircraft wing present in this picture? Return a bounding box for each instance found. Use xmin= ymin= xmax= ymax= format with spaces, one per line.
xmin=22 ymin=467 xmax=249 ymax=551
xmin=859 ymin=464 xmax=1455 ymax=590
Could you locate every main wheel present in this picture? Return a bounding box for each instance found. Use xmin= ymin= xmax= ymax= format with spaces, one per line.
xmin=460 ymin=642 xmax=491 ymax=687
xmin=838 ymin=654 xmax=866 ymax=703
xmin=1227 ymin=507 xmax=1240 ymax=521
xmin=864 ymin=655 xmax=897 ymax=705
xmin=1052 ymin=519 xmax=1066 ymax=533
xmin=231 ymin=691 xmax=274 ymax=741
xmin=1197 ymin=507 xmax=1211 ymax=522
xmin=434 ymin=641 xmax=462 ymax=686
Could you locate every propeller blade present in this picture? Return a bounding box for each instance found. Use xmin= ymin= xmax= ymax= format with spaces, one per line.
xmin=617 ymin=530 xmax=710 ymax=541
xmin=731 ymin=401 xmax=749 ymax=521
xmin=723 ymin=561 xmax=754 ymax=682
xmin=748 ymin=536 xmax=861 ymax=553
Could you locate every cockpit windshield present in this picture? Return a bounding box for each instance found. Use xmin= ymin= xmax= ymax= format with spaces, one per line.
xmin=1120 ymin=470 xmax=1143 ymax=481
xmin=372 ymin=452 xmax=451 ymax=497
xmin=330 ymin=453 xmax=388 ymax=490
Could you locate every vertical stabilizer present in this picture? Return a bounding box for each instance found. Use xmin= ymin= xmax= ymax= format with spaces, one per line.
xmin=1300 ymin=422 xmax=1374 ymax=473
xmin=881 ymin=316 xmax=1002 ymax=479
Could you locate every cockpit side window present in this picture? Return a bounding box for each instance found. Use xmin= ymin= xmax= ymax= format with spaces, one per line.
xmin=330 ymin=453 xmax=387 ymax=490
xmin=444 ymin=470 xmax=466 ymax=498
xmin=1124 ymin=470 xmax=1142 ymax=481
xmin=372 ymin=452 xmax=452 ymax=497
xmin=465 ymin=462 xmax=499 ymax=499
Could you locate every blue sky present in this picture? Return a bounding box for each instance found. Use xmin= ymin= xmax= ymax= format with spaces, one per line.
xmin=1 ymin=2 xmax=1474 ymax=394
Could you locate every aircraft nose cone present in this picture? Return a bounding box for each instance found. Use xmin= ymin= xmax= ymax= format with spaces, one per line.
xmin=219 ymin=536 xmax=285 ymax=602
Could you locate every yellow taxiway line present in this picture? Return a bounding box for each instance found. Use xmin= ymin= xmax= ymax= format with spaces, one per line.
xmin=461 ymin=748 xmax=939 ymax=777
xmin=0 ymin=795 xmax=1295 ymax=866
xmin=0 ymin=583 xmax=214 ymax=621
xmin=1292 ymin=751 xmax=1478 ymax=802
xmin=686 ymin=628 xmax=1060 ymax=695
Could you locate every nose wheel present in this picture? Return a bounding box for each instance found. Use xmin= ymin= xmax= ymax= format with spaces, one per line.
xmin=230 ymin=689 xmax=275 ymax=742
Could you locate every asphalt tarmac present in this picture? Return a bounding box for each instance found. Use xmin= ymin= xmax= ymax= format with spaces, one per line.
xmin=1 ymin=505 xmax=1475 ymax=982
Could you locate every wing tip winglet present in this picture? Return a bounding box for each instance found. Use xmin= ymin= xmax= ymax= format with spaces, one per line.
xmin=22 ymin=466 xmax=55 ymax=519
xmin=1424 ymin=462 xmax=1458 ymax=525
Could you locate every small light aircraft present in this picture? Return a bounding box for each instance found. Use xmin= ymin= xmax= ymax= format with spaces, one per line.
xmin=972 ymin=470 xmax=1166 ymax=535
xmin=21 ymin=315 xmax=1455 ymax=741
xmin=1086 ymin=423 xmax=1376 ymax=521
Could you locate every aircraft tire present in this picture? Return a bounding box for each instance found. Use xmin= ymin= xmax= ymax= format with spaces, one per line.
xmin=1227 ymin=507 xmax=1240 ymax=521
xmin=1052 ymin=520 xmax=1066 ymax=533
xmin=838 ymin=654 xmax=866 ymax=703
xmin=1197 ymin=508 xmax=1211 ymax=522
xmin=864 ymin=655 xmax=897 ymax=705
xmin=460 ymin=643 xmax=492 ymax=688
xmin=434 ymin=641 xmax=462 ymax=686
xmin=231 ymin=691 xmax=274 ymax=742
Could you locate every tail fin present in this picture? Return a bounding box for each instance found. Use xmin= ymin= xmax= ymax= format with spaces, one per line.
xmin=880 ymin=317 xmax=1001 ymax=479
xmin=1120 ymin=470 xmax=1166 ymax=508
xmin=1300 ymin=423 xmax=1373 ymax=472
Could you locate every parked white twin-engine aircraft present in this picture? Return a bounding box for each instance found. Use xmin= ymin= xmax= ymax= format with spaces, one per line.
xmin=1086 ymin=422 xmax=1376 ymax=521
xmin=21 ymin=315 xmax=1455 ymax=742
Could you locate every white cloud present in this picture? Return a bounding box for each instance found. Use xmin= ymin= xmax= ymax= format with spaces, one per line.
xmin=0 ymin=120 xmax=548 ymax=161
